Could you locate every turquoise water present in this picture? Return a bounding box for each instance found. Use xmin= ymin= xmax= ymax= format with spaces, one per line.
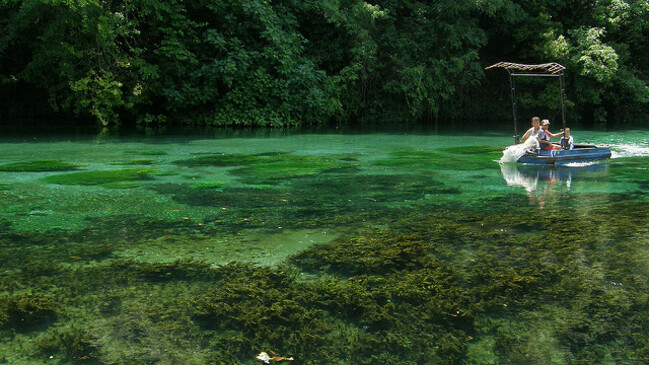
xmin=1 ymin=129 xmax=648 ymax=364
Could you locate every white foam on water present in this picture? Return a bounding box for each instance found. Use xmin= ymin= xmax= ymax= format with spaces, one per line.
xmin=500 ymin=137 xmax=539 ymax=164
xmin=610 ymin=143 xmax=649 ymax=158
xmin=562 ymin=161 xmax=598 ymax=167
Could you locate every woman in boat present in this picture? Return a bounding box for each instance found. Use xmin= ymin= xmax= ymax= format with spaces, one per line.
xmin=538 ymin=119 xmax=563 ymax=150
xmin=521 ymin=117 xmax=544 ymax=143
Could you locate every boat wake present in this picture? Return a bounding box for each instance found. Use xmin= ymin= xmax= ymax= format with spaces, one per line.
xmin=500 ymin=137 xmax=539 ymax=164
xmin=610 ymin=143 xmax=649 ymax=158
xmin=562 ymin=161 xmax=598 ymax=167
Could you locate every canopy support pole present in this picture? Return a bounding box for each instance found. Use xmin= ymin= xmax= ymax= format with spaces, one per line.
xmin=485 ymin=62 xmax=568 ymax=145
xmin=559 ymin=73 xmax=567 ymax=131
xmin=508 ymin=71 xmax=519 ymax=144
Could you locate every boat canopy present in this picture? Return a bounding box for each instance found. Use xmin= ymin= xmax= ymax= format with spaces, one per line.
xmin=485 ymin=62 xmax=566 ymax=75
xmin=486 ymin=61 xmax=567 ymax=144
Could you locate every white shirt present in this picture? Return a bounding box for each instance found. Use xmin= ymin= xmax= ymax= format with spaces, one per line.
xmin=524 ymin=127 xmax=544 ymax=140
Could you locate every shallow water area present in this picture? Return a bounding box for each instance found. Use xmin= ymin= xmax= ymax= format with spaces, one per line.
xmin=1 ymin=128 xmax=649 ymax=364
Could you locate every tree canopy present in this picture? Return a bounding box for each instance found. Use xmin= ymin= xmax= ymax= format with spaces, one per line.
xmin=1 ymin=0 xmax=648 ymax=128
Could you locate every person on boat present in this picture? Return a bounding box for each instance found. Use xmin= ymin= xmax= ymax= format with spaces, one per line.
xmin=538 ymin=119 xmax=563 ymax=150
xmin=521 ymin=117 xmax=544 ymax=143
xmin=559 ymin=128 xmax=574 ymax=150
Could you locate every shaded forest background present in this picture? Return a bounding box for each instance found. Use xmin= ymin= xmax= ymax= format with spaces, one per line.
xmin=1 ymin=0 xmax=648 ymax=129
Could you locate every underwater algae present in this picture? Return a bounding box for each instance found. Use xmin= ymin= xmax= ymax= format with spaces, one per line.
xmin=36 ymin=324 xmax=100 ymax=363
xmin=41 ymin=168 xmax=156 ymax=187
xmin=3 ymin=193 xmax=647 ymax=364
xmin=373 ymin=147 xmax=503 ymax=171
xmin=229 ymin=156 xmax=354 ymax=185
xmin=147 ymin=171 xmax=460 ymax=238
xmin=123 ymin=150 xmax=168 ymax=156
xmin=189 ymin=181 xmax=227 ymax=190
xmin=193 ymin=261 xmax=470 ymax=365
xmin=174 ymin=153 xmax=273 ymax=167
xmin=174 ymin=152 xmax=359 ymax=184
xmin=437 ymin=146 xmax=505 ymax=155
xmin=292 ymin=231 xmax=433 ymax=276
xmin=192 ymin=201 xmax=649 ymax=364
xmin=2 ymin=134 xmax=649 ymax=363
xmin=0 ymin=215 xmax=218 ymax=273
xmin=110 ymin=159 xmax=155 ymax=166
xmin=0 ymin=259 xmax=221 ymax=364
xmin=605 ymin=156 xmax=649 ymax=191
xmin=0 ymin=293 xmax=59 ymax=333
xmin=0 ymin=160 xmax=80 ymax=172
xmin=2 ymin=195 xmax=467 ymax=363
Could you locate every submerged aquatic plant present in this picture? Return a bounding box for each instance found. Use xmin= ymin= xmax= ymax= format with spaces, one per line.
xmin=0 ymin=294 xmax=59 ymax=332
xmin=606 ymin=156 xmax=649 ymax=191
xmin=111 ymin=159 xmax=155 ymax=165
xmin=174 ymin=153 xmax=273 ymax=166
xmin=174 ymin=152 xmax=358 ymax=184
xmin=189 ymin=181 xmax=227 ymax=190
xmin=3 ymin=135 xmax=649 ymax=364
xmin=124 ymin=150 xmax=167 ymax=156
xmin=0 ymin=160 xmax=80 ymax=172
xmin=193 ymin=262 xmax=470 ymax=364
xmin=37 ymin=324 xmax=100 ymax=362
xmin=374 ymin=147 xmax=503 ymax=171
xmin=1 ymin=192 xmax=649 ymax=363
xmin=147 ymin=171 xmax=459 ymax=236
xmin=230 ymin=156 xmax=351 ymax=184
xmin=41 ymin=168 xmax=156 ymax=186
xmin=292 ymin=232 xmax=431 ymax=276
xmin=437 ymin=146 xmax=505 ymax=155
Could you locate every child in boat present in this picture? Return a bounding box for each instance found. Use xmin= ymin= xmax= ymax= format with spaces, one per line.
xmin=559 ymin=128 xmax=574 ymax=150
xmin=538 ymin=119 xmax=563 ymax=150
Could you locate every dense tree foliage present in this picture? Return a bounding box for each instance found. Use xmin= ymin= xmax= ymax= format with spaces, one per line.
xmin=1 ymin=0 xmax=648 ymax=128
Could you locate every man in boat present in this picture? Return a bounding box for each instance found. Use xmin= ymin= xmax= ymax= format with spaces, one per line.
xmin=538 ymin=119 xmax=563 ymax=150
xmin=559 ymin=128 xmax=574 ymax=150
xmin=521 ymin=116 xmax=544 ymax=143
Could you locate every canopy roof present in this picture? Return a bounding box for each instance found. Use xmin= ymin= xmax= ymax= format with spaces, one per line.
xmin=485 ymin=62 xmax=566 ymax=74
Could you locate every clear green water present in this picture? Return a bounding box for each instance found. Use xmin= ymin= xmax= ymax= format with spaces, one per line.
xmin=1 ymin=130 xmax=648 ymax=364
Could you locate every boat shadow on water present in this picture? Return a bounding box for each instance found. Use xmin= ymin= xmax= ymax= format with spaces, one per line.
xmin=500 ymin=162 xmax=609 ymax=209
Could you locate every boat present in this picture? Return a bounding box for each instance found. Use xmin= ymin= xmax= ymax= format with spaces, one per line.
xmin=517 ymin=143 xmax=611 ymax=165
xmin=486 ymin=62 xmax=612 ymax=165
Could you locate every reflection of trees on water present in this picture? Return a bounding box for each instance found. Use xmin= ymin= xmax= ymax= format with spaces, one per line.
xmin=500 ymin=163 xmax=609 ymax=209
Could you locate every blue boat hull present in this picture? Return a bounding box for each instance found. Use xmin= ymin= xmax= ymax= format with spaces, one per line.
xmin=517 ymin=144 xmax=611 ymax=165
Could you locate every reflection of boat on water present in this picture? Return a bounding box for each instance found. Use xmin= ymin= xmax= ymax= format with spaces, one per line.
xmin=486 ymin=62 xmax=611 ymax=165
xmin=500 ymin=162 xmax=608 ymax=193
xmin=517 ymin=144 xmax=611 ymax=165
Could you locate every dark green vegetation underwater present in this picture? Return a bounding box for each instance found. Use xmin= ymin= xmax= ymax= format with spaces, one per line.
xmin=0 ymin=160 xmax=80 ymax=172
xmin=1 ymin=145 xmax=649 ymax=364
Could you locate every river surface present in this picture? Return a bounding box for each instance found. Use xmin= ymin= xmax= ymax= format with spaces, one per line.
xmin=1 ymin=129 xmax=648 ymax=364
